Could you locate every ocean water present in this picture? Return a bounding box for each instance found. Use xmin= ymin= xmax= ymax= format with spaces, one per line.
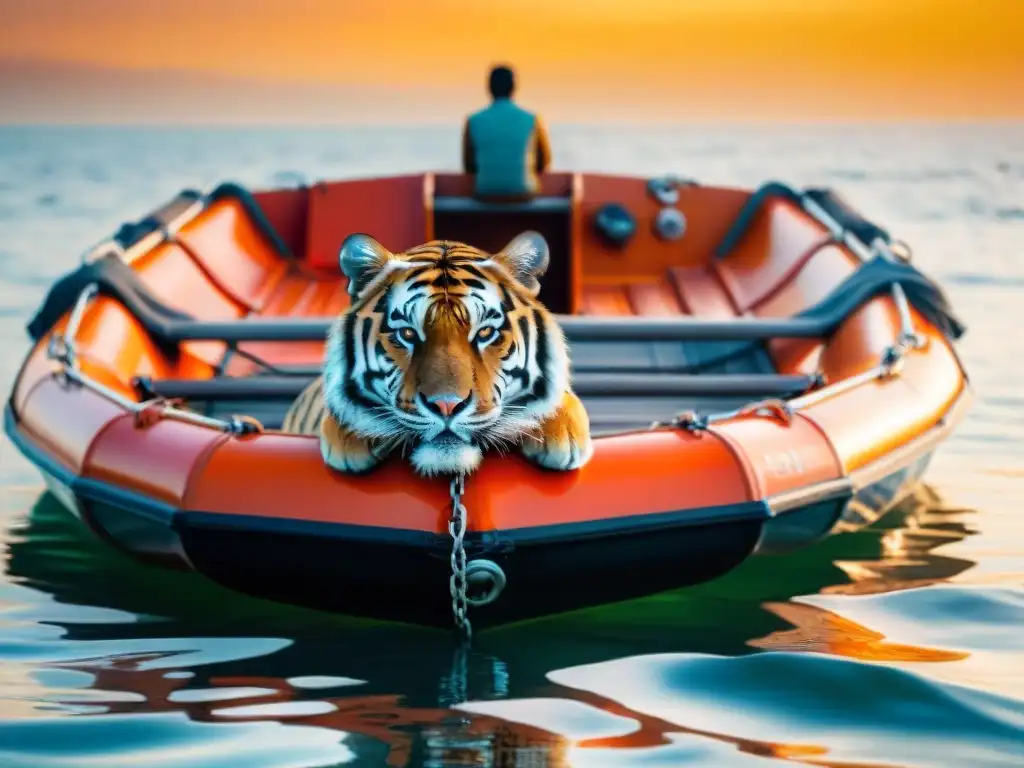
xmin=0 ymin=123 xmax=1022 ymax=767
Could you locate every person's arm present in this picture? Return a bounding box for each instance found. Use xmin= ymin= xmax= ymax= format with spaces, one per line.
xmin=461 ymin=120 xmax=477 ymax=174
xmin=533 ymin=115 xmax=552 ymax=173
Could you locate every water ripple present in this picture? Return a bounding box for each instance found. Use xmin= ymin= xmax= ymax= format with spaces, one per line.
xmin=794 ymin=585 xmax=1024 ymax=655
xmin=544 ymin=652 xmax=1024 ymax=767
xmin=0 ymin=637 xmax=292 ymax=671
xmin=0 ymin=712 xmax=356 ymax=768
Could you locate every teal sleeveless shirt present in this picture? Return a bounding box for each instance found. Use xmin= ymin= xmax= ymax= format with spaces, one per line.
xmin=466 ymin=98 xmax=541 ymax=197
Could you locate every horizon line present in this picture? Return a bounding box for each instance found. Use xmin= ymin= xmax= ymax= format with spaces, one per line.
xmin=2 ymin=117 xmax=1022 ymax=129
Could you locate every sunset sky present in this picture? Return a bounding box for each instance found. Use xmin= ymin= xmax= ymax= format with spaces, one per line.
xmin=1 ymin=0 xmax=1021 ymax=123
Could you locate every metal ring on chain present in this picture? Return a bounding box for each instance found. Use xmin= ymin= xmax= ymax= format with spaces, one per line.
xmin=465 ymin=559 xmax=506 ymax=606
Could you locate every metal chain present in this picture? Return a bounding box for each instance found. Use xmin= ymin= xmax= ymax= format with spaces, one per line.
xmin=448 ymin=473 xmax=472 ymax=640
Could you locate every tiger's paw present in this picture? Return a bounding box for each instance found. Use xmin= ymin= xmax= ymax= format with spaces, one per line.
xmin=520 ymin=391 xmax=593 ymax=472
xmin=320 ymin=413 xmax=381 ymax=475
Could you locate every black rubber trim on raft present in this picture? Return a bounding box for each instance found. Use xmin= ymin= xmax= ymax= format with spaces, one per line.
xmin=713 ymin=183 xmax=890 ymax=263
xmin=2 ymin=403 xmax=771 ymax=553
xmin=175 ymin=516 xmax=763 ymax=629
xmin=112 ymin=190 xmax=202 ymax=250
xmin=803 ymin=187 xmax=890 ymax=247
xmin=835 ymin=253 xmax=965 ymax=341
xmin=28 ymin=247 xmax=964 ymax=345
xmin=133 ymin=371 xmax=820 ymax=402
xmin=713 ymin=181 xmax=803 ymax=260
xmin=106 ymin=180 xmax=294 ymax=259
xmin=178 ymin=496 xmax=771 ymax=552
xmin=472 ymin=499 xmax=771 ymax=545
xmin=25 ymin=253 xmax=193 ymax=354
xmin=204 ymin=181 xmax=296 ymax=261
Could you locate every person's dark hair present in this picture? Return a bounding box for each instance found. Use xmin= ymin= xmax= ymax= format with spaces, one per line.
xmin=488 ymin=65 xmax=515 ymax=99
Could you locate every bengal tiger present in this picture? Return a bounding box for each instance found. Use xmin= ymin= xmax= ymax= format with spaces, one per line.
xmin=281 ymin=230 xmax=593 ymax=478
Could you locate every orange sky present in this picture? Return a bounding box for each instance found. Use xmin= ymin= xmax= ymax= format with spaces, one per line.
xmin=1 ymin=0 xmax=1021 ymax=122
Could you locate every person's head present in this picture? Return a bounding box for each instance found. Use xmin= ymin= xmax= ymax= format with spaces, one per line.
xmin=488 ymin=65 xmax=515 ymax=100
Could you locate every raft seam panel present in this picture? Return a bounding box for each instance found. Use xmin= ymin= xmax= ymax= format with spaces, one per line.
xmin=792 ymin=410 xmax=847 ymax=482
xmin=701 ymin=426 xmax=762 ymax=502
xmin=171 ymin=235 xmax=263 ymax=314
xmin=80 ymin=412 xmax=135 ymax=481
xmin=180 ymin=430 xmax=235 ymax=512
xmin=746 ymin=236 xmax=839 ymax=315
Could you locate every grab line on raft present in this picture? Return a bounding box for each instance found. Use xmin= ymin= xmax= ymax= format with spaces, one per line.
xmin=44 ymin=282 xmax=263 ymax=438
xmin=652 ymin=239 xmax=927 ymax=435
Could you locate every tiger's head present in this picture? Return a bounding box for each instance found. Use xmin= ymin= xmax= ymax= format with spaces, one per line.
xmin=322 ymin=230 xmax=570 ymax=477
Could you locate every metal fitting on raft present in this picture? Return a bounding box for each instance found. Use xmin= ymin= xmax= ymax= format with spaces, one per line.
xmin=647 ymin=174 xmax=696 ymax=242
xmin=654 ymin=207 xmax=687 ymax=241
xmin=464 ymin=559 xmax=506 ymax=607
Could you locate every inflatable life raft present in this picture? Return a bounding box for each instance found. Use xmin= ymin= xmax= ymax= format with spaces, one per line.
xmin=5 ymin=171 xmax=970 ymax=632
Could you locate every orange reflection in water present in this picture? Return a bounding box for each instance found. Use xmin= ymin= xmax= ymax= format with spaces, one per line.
xmin=751 ymin=484 xmax=977 ymax=663
xmin=824 ymin=490 xmax=978 ymax=598
xmin=750 ymin=601 xmax=968 ymax=663
xmin=46 ymin=657 xmax=569 ymax=767
xmin=50 ymin=654 xmax=871 ymax=767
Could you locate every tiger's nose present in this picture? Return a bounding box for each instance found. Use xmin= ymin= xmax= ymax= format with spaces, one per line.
xmin=425 ymin=392 xmax=469 ymax=418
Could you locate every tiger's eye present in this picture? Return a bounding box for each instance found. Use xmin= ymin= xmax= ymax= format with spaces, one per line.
xmin=397 ymin=328 xmax=417 ymax=343
xmin=476 ymin=327 xmax=495 ymax=343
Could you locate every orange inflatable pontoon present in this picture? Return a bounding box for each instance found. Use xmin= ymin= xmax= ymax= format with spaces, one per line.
xmin=5 ymin=172 xmax=970 ymax=631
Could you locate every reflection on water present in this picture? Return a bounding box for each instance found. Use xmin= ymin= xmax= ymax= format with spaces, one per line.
xmin=2 ymin=481 xmax=1022 ymax=767
xmin=751 ymin=489 xmax=979 ymax=663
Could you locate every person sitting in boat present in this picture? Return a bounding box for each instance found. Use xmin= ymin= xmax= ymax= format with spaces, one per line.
xmin=461 ymin=65 xmax=552 ymax=200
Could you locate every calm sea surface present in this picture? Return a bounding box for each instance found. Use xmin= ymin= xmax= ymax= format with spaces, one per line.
xmin=0 ymin=124 xmax=1022 ymax=767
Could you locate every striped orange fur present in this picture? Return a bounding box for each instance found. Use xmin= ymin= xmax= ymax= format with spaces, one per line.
xmin=282 ymin=231 xmax=592 ymax=477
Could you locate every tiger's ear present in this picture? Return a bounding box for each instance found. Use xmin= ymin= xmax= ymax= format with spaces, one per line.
xmin=339 ymin=233 xmax=394 ymax=298
xmin=493 ymin=230 xmax=550 ymax=295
